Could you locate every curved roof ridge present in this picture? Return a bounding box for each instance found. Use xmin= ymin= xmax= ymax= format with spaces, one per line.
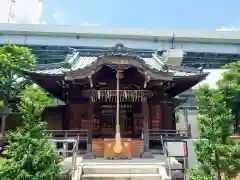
xmin=63 ymin=52 xmax=79 ymax=69
xmin=152 ymin=53 xmax=165 ymax=66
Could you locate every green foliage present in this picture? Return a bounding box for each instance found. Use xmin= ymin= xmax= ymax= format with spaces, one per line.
xmin=190 ymin=82 xmax=240 ymax=179
xmin=196 ymin=85 xmax=233 ymax=140
xmin=189 ymin=165 xmax=215 ymax=180
xmin=218 ymin=62 xmax=240 ymax=133
xmin=0 ymin=86 xmax=60 ymax=180
xmin=0 ymin=43 xmax=36 ymax=133
xmin=0 ymin=42 xmax=36 ymax=102
xmin=173 ymin=107 xmax=181 ymax=123
xmin=21 ymin=85 xmax=54 ymax=112
xmin=0 ymin=157 xmax=6 ymax=169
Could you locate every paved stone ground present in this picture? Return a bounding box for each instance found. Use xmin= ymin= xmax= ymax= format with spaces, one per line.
xmin=62 ymin=154 xmax=184 ymax=179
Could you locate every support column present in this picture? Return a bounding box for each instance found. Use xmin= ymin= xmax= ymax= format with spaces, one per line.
xmin=83 ymin=91 xmax=96 ymax=159
xmin=140 ymin=96 xmax=153 ymax=159
xmin=63 ymin=81 xmax=69 ymax=130
xmin=183 ymin=108 xmax=189 ymax=136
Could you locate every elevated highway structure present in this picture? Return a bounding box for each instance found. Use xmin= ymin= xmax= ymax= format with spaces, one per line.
xmin=0 ymin=23 xmax=240 ymax=68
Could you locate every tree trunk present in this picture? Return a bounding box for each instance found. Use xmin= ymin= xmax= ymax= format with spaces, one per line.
xmin=0 ymin=114 xmax=6 ymax=134
xmin=1 ymin=103 xmax=10 ymax=134
xmin=235 ymin=109 xmax=239 ymax=134
xmin=215 ymin=151 xmax=222 ymax=180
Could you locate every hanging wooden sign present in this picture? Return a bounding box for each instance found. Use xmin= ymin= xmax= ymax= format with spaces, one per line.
xmin=111 ymin=59 xmax=130 ymax=65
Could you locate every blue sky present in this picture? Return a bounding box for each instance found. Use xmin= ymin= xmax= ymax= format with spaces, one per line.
xmin=42 ymin=0 xmax=240 ymax=30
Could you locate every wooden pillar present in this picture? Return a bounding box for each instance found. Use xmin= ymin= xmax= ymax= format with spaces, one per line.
xmin=140 ymin=96 xmax=153 ymax=158
xmin=161 ymin=103 xmax=165 ymax=130
xmin=63 ymin=104 xmax=70 ymax=130
xmin=63 ymin=80 xmax=69 ymax=130
xmin=62 ymin=82 xmax=70 ymax=156
xmin=83 ymin=90 xmax=96 ymax=159
xmin=87 ymin=95 xmax=93 ymax=151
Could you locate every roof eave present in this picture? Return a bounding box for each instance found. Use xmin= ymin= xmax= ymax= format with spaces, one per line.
xmin=167 ymin=73 xmax=210 ymax=97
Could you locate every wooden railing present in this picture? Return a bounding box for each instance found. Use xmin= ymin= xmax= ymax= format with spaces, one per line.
xmin=45 ymin=129 xmax=191 ymax=140
xmin=149 ymin=129 xmax=190 ymax=140
xmin=232 ymin=131 xmax=240 ymax=136
xmin=45 ymin=130 xmax=88 ymax=140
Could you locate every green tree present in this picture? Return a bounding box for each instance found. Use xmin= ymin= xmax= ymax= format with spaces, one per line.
xmin=218 ymin=62 xmax=240 ymax=133
xmin=189 ymin=85 xmax=240 ymax=180
xmin=0 ymin=86 xmax=60 ymax=180
xmin=0 ymin=43 xmax=36 ymax=134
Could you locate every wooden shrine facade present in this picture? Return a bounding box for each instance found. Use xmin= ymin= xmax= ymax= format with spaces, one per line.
xmin=43 ymin=93 xmax=176 ymax=138
xmin=24 ymin=44 xmax=208 ymax=159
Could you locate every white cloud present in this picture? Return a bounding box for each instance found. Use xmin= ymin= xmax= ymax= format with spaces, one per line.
xmin=0 ymin=0 xmax=44 ymax=24
xmin=216 ymin=26 xmax=239 ymax=31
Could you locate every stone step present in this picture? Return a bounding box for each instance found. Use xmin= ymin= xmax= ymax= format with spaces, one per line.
xmin=73 ymin=158 xmax=171 ymax=180
xmin=81 ymin=173 xmax=163 ymax=180
xmin=78 ymin=160 xmax=165 ymax=166
xmin=83 ymin=164 xmax=159 ymax=174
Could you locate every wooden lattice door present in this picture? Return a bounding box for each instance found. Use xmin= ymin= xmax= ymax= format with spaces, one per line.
xmin=100 ymin=104 xmax=116 ymax=138
xmin=120 ymin=104 xmax=133 ymax=138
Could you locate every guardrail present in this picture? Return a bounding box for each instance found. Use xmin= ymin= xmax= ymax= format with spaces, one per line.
xmin=161 ymin=136 xmax=189 ymax=179
xmin=160 ymin=135 xmax=172 ymax=177
xmin=71 ymin=137 xmax=79 ymax=174
xmin=50 ymin=136 xmax=80 ymax=179
xmin=46 ymin=130 xmax=88 ymax=156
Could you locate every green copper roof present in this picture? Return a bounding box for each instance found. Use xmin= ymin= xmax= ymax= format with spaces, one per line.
xmin=23 ymin=44 xmax=210 ymax=100
xmin=32 ymin=52 xmax=202 ymax=77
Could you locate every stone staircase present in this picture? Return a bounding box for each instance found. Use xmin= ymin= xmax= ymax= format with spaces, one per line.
xmin=72 ymin=161 xmax=171 ymax=180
